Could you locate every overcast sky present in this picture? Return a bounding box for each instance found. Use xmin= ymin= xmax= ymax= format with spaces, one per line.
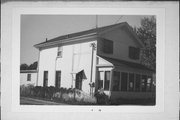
xmin=21 ymin=15 xmax=151 ymax=65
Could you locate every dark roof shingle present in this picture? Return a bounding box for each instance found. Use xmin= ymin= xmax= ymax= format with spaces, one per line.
xmin=34 ymin=22 xmax=127 ymax=47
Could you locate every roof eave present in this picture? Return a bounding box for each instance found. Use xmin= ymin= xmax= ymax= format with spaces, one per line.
xmin=34 ymin=32 xmax=97 ymax=49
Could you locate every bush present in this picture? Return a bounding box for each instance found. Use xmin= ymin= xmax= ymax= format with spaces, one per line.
xmin=94 ymin=89 xmax=109 ymax=105
xmin=20 ymin=85 xmax=97 ymax=105
xmin=20 ymin=84 xmax=34 ymax=97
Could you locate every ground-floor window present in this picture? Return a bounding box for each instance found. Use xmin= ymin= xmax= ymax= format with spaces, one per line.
xmin=55 ymin=71 xmax=61 ymax=88
xmin=27 ymin=74 xmax=31 ymax=81
xmin=97 ymin=71 xmax=111 ymax=90
xmin=75 ymin=71 xmax=83 ymax=90
xmin=43 ymin=71 xmax=48 ymax=87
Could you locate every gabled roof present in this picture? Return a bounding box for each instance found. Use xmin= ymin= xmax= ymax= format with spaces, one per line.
xmin=34 ymin=22 xmax=144 ymax=49
xmin=99 ymin=55 xmax=155 ymax=72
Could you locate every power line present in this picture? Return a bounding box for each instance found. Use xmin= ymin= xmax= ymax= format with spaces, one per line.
xmin=115 ymin=16 xmax=124 ymax=24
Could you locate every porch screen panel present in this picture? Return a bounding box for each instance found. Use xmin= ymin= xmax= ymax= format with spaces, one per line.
xmin=98 ymin=71 xmax=104 ymax=89
xmin=113 ymin=71 xmax=120 ymax=91
xmin=104 ymin=71 xmax=110 ymax=90
xmin=121 ymin=72 xmax=128 ymax=91
xmin=141 ymin=75 xmax=147 ymax=92
xmin=129 ymin=73 xmax=134 ymax=91
xmin=135 ymin=74 xmax=141 ymax=92
xmin=146 ymin=76 xmax=152 ymax=92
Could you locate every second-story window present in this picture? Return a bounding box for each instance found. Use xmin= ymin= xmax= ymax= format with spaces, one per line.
xmin=129 ymin=46 xmax=140 ymax=60
xmin=57 ymin=46 xmax=63 ymax=57
xmin=102 ymin=39 xmax=113 ymax=54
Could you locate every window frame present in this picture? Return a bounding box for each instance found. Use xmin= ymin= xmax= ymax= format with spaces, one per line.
xmin=43 ymin=71 xmax=48 ymax=87
xmin=55 ymin=71 xmax=61 ymax=88
xmin=97 ymin=70 xmax=111 ymax=91
xmin=27 ymin=73 xmax=31 ymax=81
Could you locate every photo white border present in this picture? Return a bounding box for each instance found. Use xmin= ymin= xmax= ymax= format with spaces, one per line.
xmin=11 ymin=7 xmax=165 ymax=113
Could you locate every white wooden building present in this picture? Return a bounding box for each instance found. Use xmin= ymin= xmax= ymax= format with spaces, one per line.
xmin=34 ymin=22 xmax=155 ymax=100
xmin=20 ymin=70 xmax=37 ymax=86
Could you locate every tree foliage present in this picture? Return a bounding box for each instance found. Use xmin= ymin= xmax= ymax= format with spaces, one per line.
xmin=20 ymin=64 xmax=29 ymax=70
xmin=134 ymin=16 xmax=156 ymax=70
xmin=20 ymin=61 xmax=38 ymax=70
xmin=28 ymin=61 xmax=38 ymax=70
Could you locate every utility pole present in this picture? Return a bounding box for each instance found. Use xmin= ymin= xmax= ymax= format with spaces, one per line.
xmin=95 ymin=15 xmax=98 ymax=28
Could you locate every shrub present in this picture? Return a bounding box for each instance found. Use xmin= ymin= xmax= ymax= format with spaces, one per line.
xmin=20 ymin=85 xmax=97 ymax=105
xmin=94 ymin=89 xmax=109 ymax=105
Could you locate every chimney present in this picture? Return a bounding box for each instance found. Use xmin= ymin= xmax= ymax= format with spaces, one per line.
xmin=46 ymin=38 xmax=48 ymax=42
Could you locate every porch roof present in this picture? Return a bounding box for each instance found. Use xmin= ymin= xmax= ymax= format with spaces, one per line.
xmin=99 ymin=55 xmax=155 ymax=72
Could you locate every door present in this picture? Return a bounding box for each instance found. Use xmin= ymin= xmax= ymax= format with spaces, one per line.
xmin=55 ymin=71 xmax=61 ymax=88
xmin=43 ymin=71 xmax=48 ymax=87
xmin=75 ymin=72 xmax=82 ymax=90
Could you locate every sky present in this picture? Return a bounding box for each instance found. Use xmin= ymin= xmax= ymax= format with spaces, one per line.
xmin=21 ymin=15 xmax=150 ymax=65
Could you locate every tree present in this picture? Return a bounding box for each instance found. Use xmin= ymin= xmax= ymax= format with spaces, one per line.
xmin=20 ymin=64 xmax=29 ymax=70
xmin=20 ymin=61 xmax=38 ymax=70
xmin=135 ymin=16 xmax=156 ymax=70
xmin=28 ymin=61 xmax=38 ymax=70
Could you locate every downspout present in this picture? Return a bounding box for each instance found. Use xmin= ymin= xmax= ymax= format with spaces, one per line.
xmin=109 ymin=66 xmax=115 ymax=99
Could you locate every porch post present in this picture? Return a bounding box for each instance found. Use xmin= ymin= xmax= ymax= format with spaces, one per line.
xmin=109 ymin=68 xmax=114 ymax=98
